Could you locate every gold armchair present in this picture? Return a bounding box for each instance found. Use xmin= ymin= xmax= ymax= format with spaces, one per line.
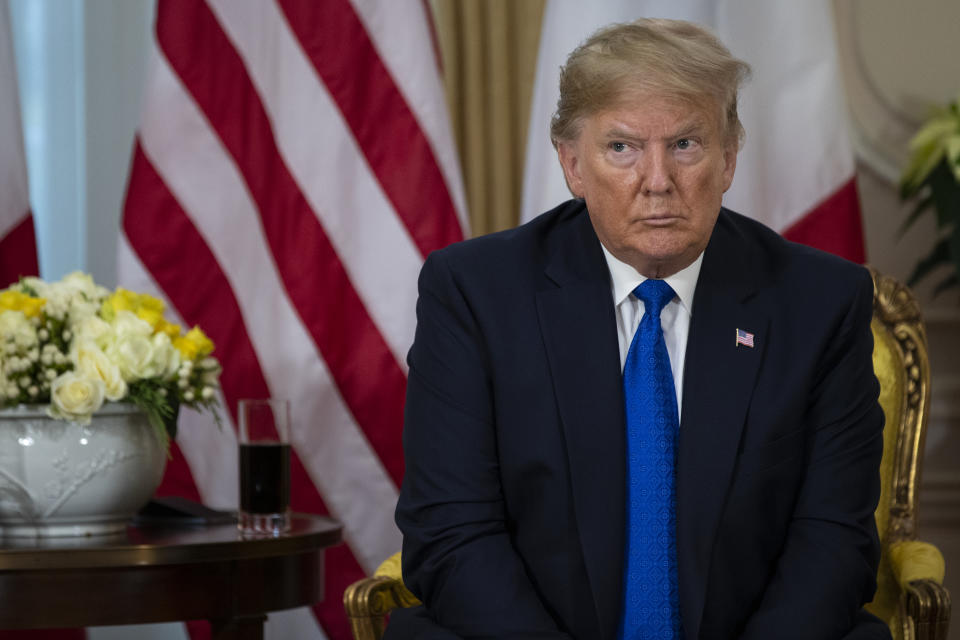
xmin=344 ymin=551 xmax=419 ymax=640
xmin=344 ymin=269 xmax=951 ymax=640
xmin=864 ymin=267 xmax=950 ymax=640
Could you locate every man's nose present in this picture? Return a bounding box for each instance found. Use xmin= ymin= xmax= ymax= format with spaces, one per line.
xmin=640 ymin=147 xmax=673 ymax=194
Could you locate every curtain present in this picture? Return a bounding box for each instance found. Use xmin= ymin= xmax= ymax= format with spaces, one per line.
xmin=430 ymin=0 xmax=545 ymax=236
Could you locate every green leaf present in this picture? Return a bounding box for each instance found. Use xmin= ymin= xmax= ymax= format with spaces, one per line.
xmin=928 ymin=161 xmax=960 ymax=229
xmin=906 ymin=237 xmax=951 ymax=287
xmin=17 ymin=278 xmax=39 ymax=297
xmin=164 ymin=387 xmax=181 ymax=440
xmin=126 ymin=380 xmax=177 ymax=457
xmin=901 ymin=102 xmax=960 ymax=193
xmin=900 ymin=140 xmax=945 ymax=194
xmin=946 ymin=134 xmax=960 ymax=166
xmin=932 ymin=272 xmax=959 ymax=297
xmin=908 ymin=113 xmax=957 ymax=151
xmin=949 ymin=221 xmax=960 ymax=296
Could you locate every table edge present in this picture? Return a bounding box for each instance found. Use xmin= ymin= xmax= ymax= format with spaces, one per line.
xmin=0 ymin=513 xmax=342 ymax=570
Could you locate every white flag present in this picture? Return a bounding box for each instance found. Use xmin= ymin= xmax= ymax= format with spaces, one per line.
xmin=0 ymin=0 xmax=38 ymax=284
xmin=522 ymin=0 xmax=865 ymax=262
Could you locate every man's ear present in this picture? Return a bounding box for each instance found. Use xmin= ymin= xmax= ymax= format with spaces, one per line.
xmin=556 ymin=141 xmax=584 ymax=198
xmin=721 ymin=145 xmax=738 ymax=193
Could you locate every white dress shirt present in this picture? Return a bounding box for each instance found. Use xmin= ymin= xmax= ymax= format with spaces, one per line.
xmin=600 ymin=245 xmax=703 ymax=420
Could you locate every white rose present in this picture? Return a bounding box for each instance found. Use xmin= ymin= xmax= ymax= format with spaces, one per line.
xmin=49 ymin=371 xmax=105 ymax=424
xmin=111 ymin=310 xmax=153 ymax=337
xmin=73 ymin=340 xmax=127 ymax=401
xmin=74 ymin=315 xmax=111 ymax=346
xmin=106 ymin=330 xmax=179 ymax=382
xmin=106 ymin=332 xmax=155 ymax=381
xmin=104 ymin=311 xmax=160 ymax=381
xmin=152 ymin=332 xmax=181 ymax=380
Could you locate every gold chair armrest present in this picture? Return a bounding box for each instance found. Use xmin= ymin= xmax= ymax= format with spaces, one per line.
xmin=901 ymin=578 xmax=951 ymax=640
xmin=344 ymin=575 xmax=421 ymax=640
xmin=889 ymin=540 xmax=946 ymax=586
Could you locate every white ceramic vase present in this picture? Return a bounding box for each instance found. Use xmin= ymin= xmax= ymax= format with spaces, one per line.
xmin=0 ymin=403 xmax=166 ymax=537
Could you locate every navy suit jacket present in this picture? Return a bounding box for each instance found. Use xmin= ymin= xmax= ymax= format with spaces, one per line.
xmin=391 ymin=201 xmax=889 ymax=639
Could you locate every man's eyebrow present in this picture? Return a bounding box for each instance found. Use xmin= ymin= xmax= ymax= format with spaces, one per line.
xmin=601 ymin=121 xmax=709 ymax=142
xmin=601 ymin=127 xmax=645 ymax=142
xmin=670 ymin=122 xmax=708 ymax=139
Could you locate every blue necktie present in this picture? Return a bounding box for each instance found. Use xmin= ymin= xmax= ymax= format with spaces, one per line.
xmin=619 ymin=279 xmax=680 ymax=640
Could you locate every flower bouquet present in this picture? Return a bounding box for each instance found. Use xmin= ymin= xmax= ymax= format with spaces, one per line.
xmin=0 ymin=271 xmax=221 ymax=449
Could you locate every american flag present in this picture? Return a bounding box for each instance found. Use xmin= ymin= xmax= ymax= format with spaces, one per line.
xmin=117 ymin=2 xmax=467 ymax=639
xmin=0 ymin=0 xmax=38 ymax=285
xmin=736 ymin=328 xmax=755 ymax=348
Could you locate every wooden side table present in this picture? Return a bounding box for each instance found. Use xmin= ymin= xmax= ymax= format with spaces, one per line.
xmin=0 ymin=514 xmax=342 ymax=639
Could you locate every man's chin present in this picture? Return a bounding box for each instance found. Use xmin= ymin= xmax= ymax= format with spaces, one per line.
xmin=619 ymin=243 xmax=701 ymax=278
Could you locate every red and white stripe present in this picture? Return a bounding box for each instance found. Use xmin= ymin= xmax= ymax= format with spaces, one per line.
xmin=118 ymin=2 xmax=466 ymax=639
xmin=521 ymin=0 xmax=866 ymax=263
xmin=0 ymin=0 xmax=38 ymax=285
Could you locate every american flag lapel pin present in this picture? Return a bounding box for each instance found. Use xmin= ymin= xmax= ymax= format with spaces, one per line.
xmin=735 ymin=328 xmax=755 ymax=348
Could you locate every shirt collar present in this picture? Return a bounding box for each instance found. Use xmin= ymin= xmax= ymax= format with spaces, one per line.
xmin=600 ymin=243 xmax=703 ymax=316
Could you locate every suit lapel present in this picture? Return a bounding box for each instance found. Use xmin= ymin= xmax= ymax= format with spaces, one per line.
xmin=534 ymin=207 xmax=770 ymax=639
xmin=535 ymin=210 xmax=625 ymax=640
xmin=676 ymin=212 xmax=769 ymax=639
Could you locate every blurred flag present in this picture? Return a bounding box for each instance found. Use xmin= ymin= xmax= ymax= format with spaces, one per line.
xmin=522 ymin=0 xmax=866 ymax=263
xmin=0 ymin=0 xmax=39 ymax=285
xmin=117 ymin=2 xmax=467 ymax=639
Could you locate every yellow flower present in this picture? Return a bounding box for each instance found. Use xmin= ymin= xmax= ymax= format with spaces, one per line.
xmin=101 ymin=288 xmax=137 ymax=321
xmin=102 ymin=288 xmax=167 ymax=326
xmin=136 ymin=307 xmax=164 ymax=329
xmin=0 ymin=289 xmax=46 ymax=318
xmin=156 ymin=319 xmax=181 ymax=339
xmin=174 ymin=326 xmax=215 ymax=360
xmin=138 ymin=292 xmax=165 ymax=313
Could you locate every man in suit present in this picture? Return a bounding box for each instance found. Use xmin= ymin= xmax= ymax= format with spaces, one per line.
xmin=389 ymin=18 xmax=889 ymax=640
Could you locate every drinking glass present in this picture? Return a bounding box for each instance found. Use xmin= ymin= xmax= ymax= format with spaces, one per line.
xmin=237 ymin=398 xmax=291 ymax=535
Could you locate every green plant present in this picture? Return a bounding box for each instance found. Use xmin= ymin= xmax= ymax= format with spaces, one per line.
xmin=899 ymin=96 xmax=960 ymax=296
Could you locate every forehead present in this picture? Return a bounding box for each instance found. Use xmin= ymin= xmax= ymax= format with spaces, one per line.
xmin=580 ymin=91 xmax=724 ymax=138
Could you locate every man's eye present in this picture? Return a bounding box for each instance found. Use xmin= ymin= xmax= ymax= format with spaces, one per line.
xmin=610 ymin=142 xmax=628 ymax=152
xmin=676 ymin=139 xmax=691 ymax=150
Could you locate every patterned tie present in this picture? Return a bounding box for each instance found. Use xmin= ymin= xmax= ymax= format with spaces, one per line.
xmin=619 ymin=279 xmax=680 ymax=640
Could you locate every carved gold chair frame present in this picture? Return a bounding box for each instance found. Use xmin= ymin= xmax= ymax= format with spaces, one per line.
xmin=868 ymin=267 xmax=950 ymax=640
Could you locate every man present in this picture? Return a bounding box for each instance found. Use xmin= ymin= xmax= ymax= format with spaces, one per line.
xmin=390 ymin=18 xmax=888 ymax=640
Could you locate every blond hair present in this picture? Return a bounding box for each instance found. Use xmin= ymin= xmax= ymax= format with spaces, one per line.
xmin=550 ymin=18 xmax=751 ymax=148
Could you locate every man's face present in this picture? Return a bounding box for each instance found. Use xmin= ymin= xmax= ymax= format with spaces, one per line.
xmin=557 ymin=93 xmax=737 ymax=278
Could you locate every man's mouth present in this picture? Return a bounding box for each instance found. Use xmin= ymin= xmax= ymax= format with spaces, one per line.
xmin=641 ymin=214 xmax=681 ymax=227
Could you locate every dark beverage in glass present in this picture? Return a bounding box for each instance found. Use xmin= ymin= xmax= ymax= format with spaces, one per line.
xmin=239 ymin=443 xmax=291 ymax=514
xmin=237 ymin=398 xmax=292 ymax=535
